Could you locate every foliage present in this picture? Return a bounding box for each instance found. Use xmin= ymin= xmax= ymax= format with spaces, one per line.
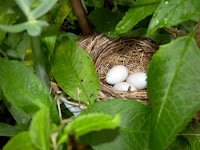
xmin=52 ymin=39 xmax=100 ymax=105
xmin=0 ymin=0 xmax=200 ymax=150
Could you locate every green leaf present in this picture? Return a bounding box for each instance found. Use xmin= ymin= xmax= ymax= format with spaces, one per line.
xmin=115 ymin=1 xmax=159 ymax=34
xmin=5 ymin=102 xmax=31 ymax=126
xmin=14 ymin=0 xmax=30 ymax=18
xmin=3 ymin=132 xmax=35 ymax=150
xmin=0 ymin=0 xmax=16 ymax=44
xmin=81 ymin=99 xmax=151 ymax=150
xmin=167 ymin=136 xmax=191 ymax=150
xmin=29 ymin=108 xmax=51 ymax=150
xmin=31 ymin=0 xmax=58 ymax=19
xmin=50 ymin=100 xmax=60 ymax=125
xmin=0 ymin=20 xmax=49 ymax=36
xmin=51 ymin=0 xmax=71 ymax=24
xmin=42 ymin=35 xmax=57 ymax=54
xmin=16 ymin=33 xmax=31 ymax=59
xmin=114 ymin=0 xmax=136 ymax=6
xmin=147 ymin=34 xmax=200 ymax=150
xmin=26 ymin=20 xmax=49 ymax=36
xmin=183 ymin=122 xmax=200 ymax=150
xmin=58 ymin=113 xmax=121 ymax=144
xmin=52 ymin=39 xmax=100 ymax=105
xmin=0 ymin=123 xmax=20 ymax=137
xmin=0 ymin=59 xmax=52 ymax=116
xmin=147 ymin=0 xmax=200 ymax=36
xmin=88 ymin=8 xmax=122 ymax=38
xmin=92 ymin=0 xmax=104 ymax=8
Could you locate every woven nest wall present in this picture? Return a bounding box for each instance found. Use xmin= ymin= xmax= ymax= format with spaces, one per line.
xmin=77 ymin=34 xmax=158 ymax=101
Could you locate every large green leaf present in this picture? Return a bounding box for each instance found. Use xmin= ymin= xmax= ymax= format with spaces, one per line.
xmin=0 ymin=59 xmax=52 ymax=116
xmin=115 ymin=0 xmax=159 ymax=34
xmin=147 ymin=0 xmax=200 ymax=36
xmin=147 ymin=34 xmax=200 ymax=150
xmin=88 ymin=8 xmax=122 ymax=38
xmin=3 ymin=132 xmax=35 ymax=150
xmin=0 ymin=123 xmax=20 ymax=137
xmin=183 ymin=122 xmax=200 ymax=150
xmin=29 ymin=108 xmax=51 ymax=150
xmin=81 ymin=99 xmax=151 ymax=150
xmin=52 ymin=39 xmax=100 ymax=105
xmin=58 ymin=113 xmax=120 ymax=144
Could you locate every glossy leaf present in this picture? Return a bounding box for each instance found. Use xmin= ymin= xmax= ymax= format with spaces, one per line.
xmin=183 ymin=122 xmax=200 ymax=150
xmin=0 ymin=59 xmax=52 ymax=116
xmin=0 ymin=123 xmax=20 ymax=137
xmin=81 ymin=99 xmax=151 ymax=150
xmin=115 ymin=0 xmax=159 ymax=34
xmin=3 ymin=132 xmax=35 ymax=150
xmin=147 ymin=34 xmax=200 ymax=150
xmin=147 ymin=0 xmax=200 ymax=36
xmin=29 ymin=108 xmax=51 ymax=150
xmin=88 ymin=8 xmax=122 ymax=38
xmin=58 ymin=113 xmax=121 ymax=144
xmin=52 ymin=39 xmax=100 ymax=105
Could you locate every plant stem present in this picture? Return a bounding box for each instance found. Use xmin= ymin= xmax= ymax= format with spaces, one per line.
xmin=31 ymin=36 xmax=50 ymax=89
xmin=70 ymin=0 xmax=93 ymax=35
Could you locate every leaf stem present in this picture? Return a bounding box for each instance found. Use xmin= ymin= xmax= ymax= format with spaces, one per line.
xmin=31 ymin=36 xmax=50 ymax=89
xmin=70 ymin=0 xmax=93 ymax=35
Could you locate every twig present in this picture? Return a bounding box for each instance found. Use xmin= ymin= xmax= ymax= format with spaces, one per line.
xmin=164 ymin=27 xmax=187 ymax=39
xmin=55 ymin=95 xmax=62 ymax=122
xmin=61 ymin=117 xmax=75 ymax=125
xmin=0 ymin=49 xmax=6 ymax=57
xmin=70 ymin=0 xmax=93 ymax=35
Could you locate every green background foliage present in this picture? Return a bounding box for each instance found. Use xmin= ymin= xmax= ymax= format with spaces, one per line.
xmin=0 ymin=0 xmax=200 ymax=149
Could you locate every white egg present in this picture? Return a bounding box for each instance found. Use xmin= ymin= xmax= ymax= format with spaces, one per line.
xmin=106 ymin=65 xmax=129 ymax=85
xmin=126 ymin=72 xmax=147 ymax=90
xmin=113 ymin=82 xmax=137 ymax=91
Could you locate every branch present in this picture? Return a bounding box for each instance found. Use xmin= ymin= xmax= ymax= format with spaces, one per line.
xmin=70 ymin=0 xmax=93 ymax=35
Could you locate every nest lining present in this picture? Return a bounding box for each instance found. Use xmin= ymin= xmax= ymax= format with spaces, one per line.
xmin=77 ymin=34 xmax=158 ymax=100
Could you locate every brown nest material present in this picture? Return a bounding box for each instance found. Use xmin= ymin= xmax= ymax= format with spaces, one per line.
xmin=77 ymin=34 xmax=158 ymax=101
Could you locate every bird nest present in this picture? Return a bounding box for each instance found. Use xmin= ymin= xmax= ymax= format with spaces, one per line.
xmin=77 ymin=34 xmax=158 ymax=101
